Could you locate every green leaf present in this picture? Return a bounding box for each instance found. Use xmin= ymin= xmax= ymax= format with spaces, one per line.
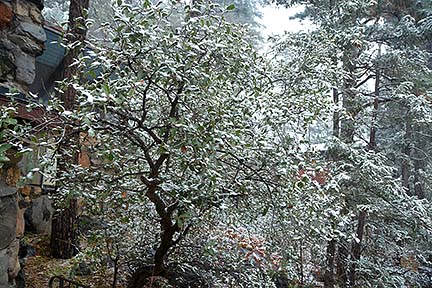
xmin=0 ymin=143 xmax=12 ymax=154
xmin=226 ymin=4 xmax=235 ymax=11
xmin=0 ymin=155 xmax=10 ymax=162
xmin=87 ymin=70 xmax=97 ymax=79
xmin=102 ymin=84 xmax=110 ymax=96
xmin=3 ymin=118 xmax=17 ymax=126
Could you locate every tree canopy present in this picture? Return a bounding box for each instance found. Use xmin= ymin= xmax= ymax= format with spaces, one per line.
xmin=5 ymin=0 xmax=431 ymax=287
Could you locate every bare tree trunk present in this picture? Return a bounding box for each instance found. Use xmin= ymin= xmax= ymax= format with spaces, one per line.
xmin=413 ymin=161 xmax=424 ymax=199
xmin=153 ymin=223 xmax=178 ymax=274
xmin=51 ymin=0 xmax=90 ymax=259
xmin=348 ymin=51 xmax=381 ymax=286
xmin=144 ymin=178 xmax=182 ymax=275
xmin=401 ymin=108 xmax=425 ymax=199
xmin=333 ymin=88 xmax=340 ymax=138
xmin=368 ymin=59 xmax=380 ymax=150
xmin=340 ymin=49 xmax=358 ymax=143
xmin=62 ymin=0 xmax=90 ymax=110
xmin=324 ymin=239 xmax=336 ymax=288
xmin=349 ymin=210 xmax=366 ymax=286
xmin=51 ymin=197 xmax=79 ymax=258
xmin=401 ymin=112 xmax=411 ymax=194
xmin=413 ymin=123 xmax=425 ymax=199
xmin=334 ymin=45 xmax=359 ymax=287
xmin=336 ymin=240 xmax=349 ymax=286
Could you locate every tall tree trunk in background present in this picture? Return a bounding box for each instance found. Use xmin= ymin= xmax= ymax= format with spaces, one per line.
xmin=427 ymin=40 xmax=432 ymax=69
xmin=332 ymin=88 xmax=340 ymax=138
xmin=325 ymin=3 xmax=339 ymax=284
xmin=348 ymin=47 xmax=380 ymax=286
xmin=335 ymin=241 xmax=349 ymax=286
xmin=401 ymin=111 xmax=411 ymax=195
xmin=412 ymin=123 xmax=425 ymax=199
xmin=413 ymin=152 xmax=425 ymax=199
xmin=340 ymin=44 xmax=358 ymax=143
xmin=368 ymin=60 xmax=379 ymax=151
xmin=335 ymin=46 xmax=358 ymax=286
xmin=325 ymin=87 xmax=338 ymax=288
xmin=411 ymin=23 xmax=431 ymax=198
xmin=50 ymin=0 xmax=90 ymax=259
xmin=324 ymin=239 xmax=336 ymax=288
xmin=349 ymin=210 xmax=366 ymax=286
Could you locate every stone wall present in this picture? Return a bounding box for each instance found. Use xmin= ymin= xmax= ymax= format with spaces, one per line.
xmin=0 ymin=0 xmax=45 ymax=287
xmin=0 ymin=0 xmax=45 ymax=93
xmin=0 ymin=165 xmax=23 ymax=288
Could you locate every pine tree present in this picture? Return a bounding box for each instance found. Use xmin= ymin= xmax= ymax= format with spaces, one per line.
xmin=272 ymin=0 xmax=432 ymax=286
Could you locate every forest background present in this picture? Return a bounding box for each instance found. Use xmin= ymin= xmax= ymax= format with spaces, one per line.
xmin=1 ymin=0 xmax=432 ymax=287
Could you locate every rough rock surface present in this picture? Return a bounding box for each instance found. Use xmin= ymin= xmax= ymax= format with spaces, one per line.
xmin=0 ymin=195 xmax=18 ymax=288
xmin=0 ymin=248 xmax=9 ymax=286
xmin=0 ymin=0 xmax=45 ymax=90
xmin=7 ymin=240 xmax=20 ymax=281
xmin=14 ymin=49 xmax=36 ymax=85
xmin=18 ymin=21 xmax=46 ymax=42
xmin=25 ymin=195 xmax=52 ymax=236
xmin=15 ymin=207 xmax=25 ymax=239
xmin=0 ymin=1 xmax=46 ymax=286
xmin=0 ymin=170 xmax=17 ymax=198
xmin=0 ymin=195 xmax=17 ymax=251
xmin=0 ymin=2 xmax=13 ymax=28
xmin=5 ymin=167 xmax=20 ymax=188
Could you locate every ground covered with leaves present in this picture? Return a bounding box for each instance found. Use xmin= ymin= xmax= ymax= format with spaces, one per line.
xmin=22 ymin=234 xmax=126 ymax=288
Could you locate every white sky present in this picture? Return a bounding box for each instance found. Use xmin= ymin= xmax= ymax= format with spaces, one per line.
xmin=258 ymin=4 xmax=313 ymax=37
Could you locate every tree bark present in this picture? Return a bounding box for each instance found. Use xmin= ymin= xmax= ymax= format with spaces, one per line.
xmin=401 ymin=112 xmax=411 ymax=194
xmin=335 ymin=43 xmax=359 ymax=287
xmin=153 ymin=222 xmax=178 ymax=275
xmin=368 ymin=55 xmax=380 ymax=150
xmin=144 ymin=176 xmax=180 ymax=276
xmin=340 ymin=48 xmax=358 ymax=143
xmin=332 ymin=88 xmax=340 ymax=138
xmin=324 ymin=239 xmax=336 ymax=288
xmin=349 ymin=210 xmax=366 ymax=286
xmin=413 ymin=160 xmax=424 ymax=199
xmin=347 ymin=51 xmax=380 ymax=286
xmin=50 ymin=0 xmax=90 ymax=259
xmin=335 ymin=240 xmax=349 ymax=286
xmin=412 ymin=123 xmax=425 ymax=199
xmin=50 ymin=197 xmax=79 ymax=258
xmin=61 ymin=0 xmax=90 ymax=111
